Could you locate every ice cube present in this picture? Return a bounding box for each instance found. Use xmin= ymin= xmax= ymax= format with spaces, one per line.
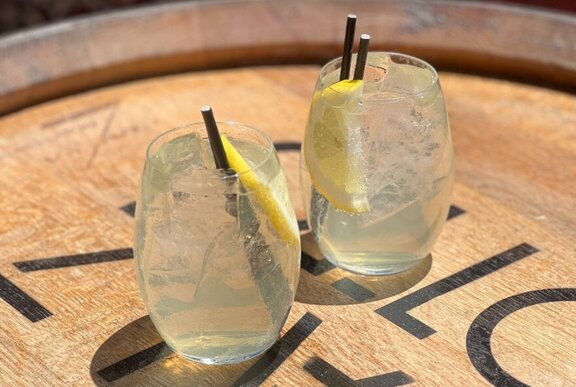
xmin=150 ymin=224 xmax=183 ymax=269
xmin=169 ymin=169 xmax=238 ymax=237
xmin=380 ymin=62 xmax=413 ymax=95
xmin=155 ymin=132 xmax=205 ymax=173
xmin=196 ymin=224 xmax=253 ymax=292
xmin=357 ymin=183 xmax=425 ymax=229
xmin=382 ymin=62 xmax=432 ymax=95
xmin=405 ymin=65 xmax=434 ymax=95
xmin=145 ymin=224 xmax=204 ymax=305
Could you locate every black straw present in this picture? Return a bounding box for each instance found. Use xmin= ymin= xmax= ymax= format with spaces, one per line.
xmin=353 ymin=34 xmax=370 ymax=80
xmin=201 ymin=105 xmax=230 ymax=169
xmin=339 ymin=14 xmax=357 ymax=81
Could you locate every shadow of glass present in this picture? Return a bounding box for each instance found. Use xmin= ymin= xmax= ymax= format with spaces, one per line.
xmin=296 ymin=233 xmax=432 ymax=305
xmin=89 ymin=315 xmax=278 ymax=386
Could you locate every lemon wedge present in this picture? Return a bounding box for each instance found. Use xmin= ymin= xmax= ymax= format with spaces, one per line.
xmin=220 ymin=135 xmax=299 ymax=245
xmin=303 ymin=79 xmax=370 ymax=213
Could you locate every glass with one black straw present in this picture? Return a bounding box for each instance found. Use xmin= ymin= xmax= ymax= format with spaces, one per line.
xmin=301 ymin=16 xmax=454 ymax=276
xmin=133 ymin=107 xmax=301 ymax=365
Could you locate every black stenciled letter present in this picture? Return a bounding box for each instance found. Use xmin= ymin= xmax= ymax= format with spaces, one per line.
xmin=376 ymin=244 xmax=538 ymax=339
xmin=467 ymin=288 xmax=576 ymax=386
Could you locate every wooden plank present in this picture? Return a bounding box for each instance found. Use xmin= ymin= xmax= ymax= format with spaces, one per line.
xmin=0 ymin=65 xmax=574 ymax=385
xmin=1 ymin=0 xmax=575 ymax=115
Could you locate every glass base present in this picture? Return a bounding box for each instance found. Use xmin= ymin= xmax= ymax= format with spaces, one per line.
xmin=168 ymin=340 xmax=275 ymax=365
xmin=323 ymin=253 xmax=426 ymax=276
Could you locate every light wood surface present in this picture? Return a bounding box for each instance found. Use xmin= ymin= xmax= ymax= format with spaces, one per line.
xmin=0 ymin=1 xmax=575 ymax=386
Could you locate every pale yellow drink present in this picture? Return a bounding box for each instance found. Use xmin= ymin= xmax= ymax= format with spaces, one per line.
xmin=302 ymin=52 xmax=454 ymax=275
xmin=135 ymin=123 xmax=300 ymax=364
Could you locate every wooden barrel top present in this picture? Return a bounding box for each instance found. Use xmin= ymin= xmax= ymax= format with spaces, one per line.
xmin=0 ymin=1 xmax=575 ymax=385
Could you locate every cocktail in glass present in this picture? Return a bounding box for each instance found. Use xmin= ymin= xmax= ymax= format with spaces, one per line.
xmin=135 ymin=122 xmax=300 ymax=364
xmin=301 ymin=52 xmax=454 ymax=275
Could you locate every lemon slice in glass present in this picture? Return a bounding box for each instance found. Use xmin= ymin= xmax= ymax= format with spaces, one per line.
xmin=221 ymin=135 xmax=299 ymax=245
xmin=303 ymin=79 xmax=370 ymax=213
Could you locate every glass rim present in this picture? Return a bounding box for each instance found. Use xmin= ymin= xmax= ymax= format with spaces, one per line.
xmin=321 ymin=51 xmax=440 ymax=101
xmin=145 ymin=121 xmax=275 ymax=178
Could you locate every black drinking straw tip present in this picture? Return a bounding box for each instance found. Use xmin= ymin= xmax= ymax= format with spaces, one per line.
xmin=339 ymin=14 xmax=357 ymax=81
xmin=201 ymin=105 xmax=230 ymax=170
xmin=353 ymin=34 xmax=370 ymax=80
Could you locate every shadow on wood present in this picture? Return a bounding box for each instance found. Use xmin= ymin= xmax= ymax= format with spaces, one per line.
xmin=89 ymin=316 xmax=263 ymax=386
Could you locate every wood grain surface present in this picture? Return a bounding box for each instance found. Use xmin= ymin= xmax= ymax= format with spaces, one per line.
xmin=0 ymin=1 xmax=575 ymax=386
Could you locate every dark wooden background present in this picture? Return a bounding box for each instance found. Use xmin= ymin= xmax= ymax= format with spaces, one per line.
xmin=1 ymin=0 xmax=575 ymax=35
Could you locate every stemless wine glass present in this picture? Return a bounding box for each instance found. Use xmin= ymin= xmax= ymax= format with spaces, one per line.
xmin=301 ymin=52 xmax=454 ymax=275
xmin=134 ymin=122 xmax=301 ymax=364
